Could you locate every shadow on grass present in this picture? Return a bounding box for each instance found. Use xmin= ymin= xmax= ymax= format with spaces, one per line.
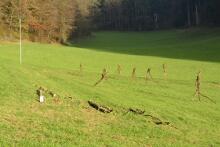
xmin=70 ymin=28 xmax=220 ymax=63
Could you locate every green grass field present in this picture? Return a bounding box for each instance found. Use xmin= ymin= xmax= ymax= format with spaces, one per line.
xmin=0 ymin=29 xmax=220 ymax=146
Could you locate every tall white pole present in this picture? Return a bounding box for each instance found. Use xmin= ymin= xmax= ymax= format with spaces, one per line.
xmin=19 ymin=18 xmax=22 ymax=64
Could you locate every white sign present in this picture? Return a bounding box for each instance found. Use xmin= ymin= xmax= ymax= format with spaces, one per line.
xmin=40 ymin=95 xmax=45 ymax=103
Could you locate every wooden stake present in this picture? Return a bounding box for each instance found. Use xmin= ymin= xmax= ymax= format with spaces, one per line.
xmin=19 ymin=18 xmax=22 ymax=64
xmin=145 ymin=68 xmax=153 ymax=80
xmin=131 ymin=67 xmax=136 ymax=79
xmin=194 ymin=71 xmax=201 ymax=101
xmin=163 ymin=64 xmax=167 ymax=79
xmin=80 ymin=63 xmax=83 ymax=74
xmin=117 ymin=64 xmax=121 ymax=75
xmin=194 ymin=71 xmax=216 ymax=104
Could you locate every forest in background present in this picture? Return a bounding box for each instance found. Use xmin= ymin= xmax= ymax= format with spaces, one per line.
xmin=0 ymin=0 xmax=220 ymax=43
xmin=92 ymin=0 xmax=220 ymax=30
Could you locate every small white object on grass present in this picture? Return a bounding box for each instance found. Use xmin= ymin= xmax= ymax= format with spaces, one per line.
xmin=40 ymin=95 xmax=45 ymax=103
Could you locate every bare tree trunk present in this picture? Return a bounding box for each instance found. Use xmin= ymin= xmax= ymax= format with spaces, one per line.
xmin=154 ymin=13 xmax=159 ymax=29
xmin=195 ymin=2 xmax=200 ymax=26
xmin=187 ymin=1 xmax=191 ymax=27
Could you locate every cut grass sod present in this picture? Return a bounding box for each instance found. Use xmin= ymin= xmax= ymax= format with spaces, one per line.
xmin=0 ymin=29 xmax=220 ymax=146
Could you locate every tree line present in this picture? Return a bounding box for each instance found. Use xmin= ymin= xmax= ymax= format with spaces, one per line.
xmin=0 ymin=0 xmax=220 ymax=43
xmin=0 ymin=0 xmax=92 ymax=43
xmin=90 ymin=0 xmax=220 ymax=31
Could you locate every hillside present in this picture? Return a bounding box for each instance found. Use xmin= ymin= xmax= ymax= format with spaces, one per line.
xmin=0 ymin=29 xmax=220 ymax=146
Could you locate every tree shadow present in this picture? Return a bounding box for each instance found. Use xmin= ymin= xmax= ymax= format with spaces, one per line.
xmin=70 ymin=28 xmax=220 ymax=63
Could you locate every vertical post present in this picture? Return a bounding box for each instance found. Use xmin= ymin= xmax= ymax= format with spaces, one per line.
xmin=146 ymin=68 xmax=152 ymax=80
xmin=117 ymin=64 xmax=121 ymax=75
xmin=195 ymin=1 xmax=200 ymax=26
xmin=194 ymin=71 xmax=201 ymax=101
xmin=187 ymin=0 xmax=191 ymax=27
xmin=163 ymin=64 xmax=167 ymax=79
xmin=19 ymin=18 xmax=22 ymax=64
xmin=132 ymin=67 xmax=136 ymax=80
xmin=80 ymin=63 xmax=83 ymax=75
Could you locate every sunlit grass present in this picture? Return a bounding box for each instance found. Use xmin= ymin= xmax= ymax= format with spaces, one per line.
xmin=0 ymin=29 xmax=220 ymax=146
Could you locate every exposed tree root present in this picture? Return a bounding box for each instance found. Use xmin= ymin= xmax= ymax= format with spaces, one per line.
xmin=144 ymin=114 xmax=170 ymax=125
xmin=128 ymin=108 xmax=145 ymax=115
xmin=199 ymin=93 xmax=216 ymax=104
xmin=210 ymin=82 xmax=220 ymax=88
xmin=128 ymin=108 xmax=172 ymax=126
xmin=88 ymin=101 xmax=113 ymax=113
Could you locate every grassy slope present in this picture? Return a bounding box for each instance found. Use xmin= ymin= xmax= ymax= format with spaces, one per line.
xmin=0 ymin=29 xmax=220 ymax=146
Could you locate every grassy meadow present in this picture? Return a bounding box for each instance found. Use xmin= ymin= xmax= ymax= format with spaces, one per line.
xmin=0 ymin=29 xmax=220 ymax=146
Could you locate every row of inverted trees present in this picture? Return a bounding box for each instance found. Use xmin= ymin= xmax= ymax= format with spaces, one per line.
xmin=90 ymin=0 xmax=220 ymax=31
